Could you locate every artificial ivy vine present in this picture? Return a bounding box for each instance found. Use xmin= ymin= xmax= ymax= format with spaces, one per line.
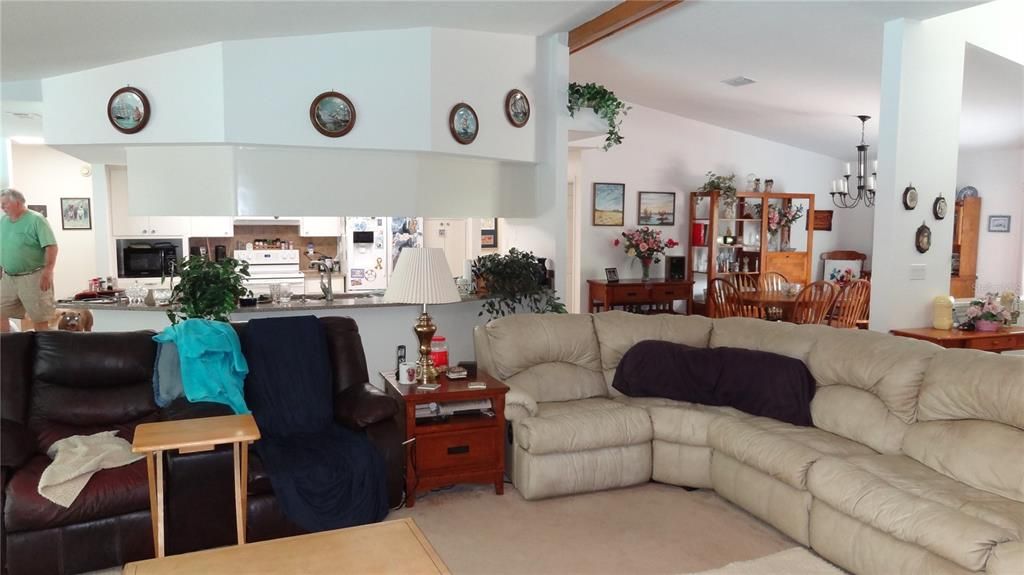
xmin=567 ymin=82 xmax=631 ymax=151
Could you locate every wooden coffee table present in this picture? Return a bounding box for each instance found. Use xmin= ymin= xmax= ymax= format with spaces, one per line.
xmin=122 ymin=517 xmax=449 ymax=574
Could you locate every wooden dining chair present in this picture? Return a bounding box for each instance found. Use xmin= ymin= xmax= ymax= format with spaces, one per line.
xmin=759 ymin=271 xmax=789 ymax=296
xmin=732 ymin=274 xmax=763 ymax=318
xmin=707 ymin=278 xmax=743 ymax=318
xmin=829 ymin=279 xmax=871 ymax=328
xmin=791 ymin=281 xmax=838 ymax=325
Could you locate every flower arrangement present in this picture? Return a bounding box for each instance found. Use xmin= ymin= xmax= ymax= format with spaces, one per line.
xmin=614 ymin=227 xmax=678 ymax=280
xmin=963 ymin=292 xmax=1018 ymax=331
xmin=767 ymin=204 xmax=805 ymax=236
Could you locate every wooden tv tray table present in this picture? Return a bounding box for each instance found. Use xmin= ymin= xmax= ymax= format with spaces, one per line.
xmin=891 ymin=326 xmax=1024 ymax=352
xmin=383 ymin=370 xmax=508 ymax=508
xmin=122 ymin=517 xmax=449 ymax=574
xmin=131 ymin=414 xmax=260 ymax=558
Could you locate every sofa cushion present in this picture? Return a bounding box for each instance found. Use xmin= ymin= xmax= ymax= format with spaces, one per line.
xmin=810 ymin=385 xmax=909 ymax=454
xmin=903 ymin=420 xmax=1024 ymax=503
xmin=515 ymin=403 xmax=651 ymax=455
xmin=709 ymin=318 xmax=830 ymax=363
xmin=592 ymin=311 xmax=712 ymax=391
xmin=918 ymin=348 xmax=1024 ymax=429
xmin=4 ymin=454 xmax=150 ymax=532
xmin=807 ymin=454 xmax=1024 ymax=572
xmin=536 ymin=397 xmax=622 ymax=417
xmin=484 ymin=314 xmax=606 ymax=403
xmin=647 ymin=402 xmax=745 ymax=446
xmin=708 ymin=416 xmax=874 ymax=490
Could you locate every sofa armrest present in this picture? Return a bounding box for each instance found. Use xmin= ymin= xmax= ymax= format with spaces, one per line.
xmin=988 ymin=541 xmax=1024 ymax=575
xmin=335 ymin=383 xmax=399 ymax=429
xmin=505 ymin=383 xmax=538 ymax=422
xmin=1 ymin=418 xmax=36 ymax=469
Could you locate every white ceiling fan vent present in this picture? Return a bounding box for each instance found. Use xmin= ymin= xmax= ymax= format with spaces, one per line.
xmin=721 ymin=76 xmax=757 ymax=88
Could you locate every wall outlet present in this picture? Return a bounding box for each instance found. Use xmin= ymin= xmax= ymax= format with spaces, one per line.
xmin=909 ymin=264 xmax=927 ymax=280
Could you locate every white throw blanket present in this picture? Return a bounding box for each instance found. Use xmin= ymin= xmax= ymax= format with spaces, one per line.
xmin=38 ymin=431 xmax=144 ymax=508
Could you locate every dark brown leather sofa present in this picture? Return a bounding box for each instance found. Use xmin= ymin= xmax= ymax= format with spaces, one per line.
xmin=1 ymin=317 xmax=403 ymax=575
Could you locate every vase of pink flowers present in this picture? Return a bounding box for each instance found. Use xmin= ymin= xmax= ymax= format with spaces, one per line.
xmin=766 ymin=204 xmax=806 ymax=251
xmin=964 ymin=293 xmax=1014 ymax=331
xmin=613 ymin=227 xmax=679 ymax=281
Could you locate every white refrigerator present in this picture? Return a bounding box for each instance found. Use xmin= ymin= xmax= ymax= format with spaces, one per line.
xmin=344 ymin=217 xmax=422 ymax=292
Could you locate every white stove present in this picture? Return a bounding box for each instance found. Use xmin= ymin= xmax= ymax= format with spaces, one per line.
xmin=234 ymin=249 xmax=304 ymax=297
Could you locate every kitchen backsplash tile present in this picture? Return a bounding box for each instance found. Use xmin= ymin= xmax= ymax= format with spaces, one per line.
xmin=190 ymin=225 xmax=340 ymax=267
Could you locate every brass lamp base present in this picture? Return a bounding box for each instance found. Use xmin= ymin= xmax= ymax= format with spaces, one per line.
xmin=414 ymin=307 xmax=439 ymax=384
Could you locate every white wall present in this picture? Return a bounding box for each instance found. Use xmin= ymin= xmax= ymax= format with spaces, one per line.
xmin=9 ymin=144 xmax=96 ymax=300
xmin=573 ymin=103 xmax=850 ymax=309
xmin=956 ymin=146 xmax=1024 ymax=294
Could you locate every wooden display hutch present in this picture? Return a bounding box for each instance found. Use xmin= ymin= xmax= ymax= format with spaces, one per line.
xmin=950 ymin=197 xmax=981 ymax=298
xmin=688 ymin=191 xmax=815 ymax=315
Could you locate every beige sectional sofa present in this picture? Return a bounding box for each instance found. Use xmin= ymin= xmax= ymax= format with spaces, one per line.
xmin=473 ymin=311 xmax=1024 ymax=574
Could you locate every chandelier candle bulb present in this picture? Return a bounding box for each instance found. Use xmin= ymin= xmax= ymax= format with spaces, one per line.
xmin=873 ymin=159 xmax=879 ymax=173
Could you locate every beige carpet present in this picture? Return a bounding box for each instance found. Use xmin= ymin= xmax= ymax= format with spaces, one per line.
xmin=685 ymin=547 xmax=846 ymax=575
xmin=392 ymin=483 xmax=800 ymax=574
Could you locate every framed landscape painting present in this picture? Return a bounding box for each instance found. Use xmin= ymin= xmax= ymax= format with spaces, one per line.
xmin=593 ymin=183 xmax=625 ymax=226
xmin=638 ymin=192 xmax=675 ymax=226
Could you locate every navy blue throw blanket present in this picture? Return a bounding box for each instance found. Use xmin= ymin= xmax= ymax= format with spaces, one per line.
xmin=243 ymin=316 xmax=388 ymax=532
xmin=612 ymin=340 xmax=816 ymax=426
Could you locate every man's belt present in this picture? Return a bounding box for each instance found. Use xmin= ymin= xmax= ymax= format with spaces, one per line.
xmin=3 ymin=266 xmax=44 ymax=277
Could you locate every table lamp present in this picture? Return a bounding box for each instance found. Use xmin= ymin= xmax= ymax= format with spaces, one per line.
xmin=383 ymin=248 xmax=461 ymax=384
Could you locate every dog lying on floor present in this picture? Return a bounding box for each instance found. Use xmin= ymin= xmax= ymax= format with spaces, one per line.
xmin=55 ymin=309 xmax=94 ymax=332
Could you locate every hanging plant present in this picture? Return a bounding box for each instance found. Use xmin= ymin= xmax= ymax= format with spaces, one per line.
xmin=567 ymin=82 xmax=631 ymax=151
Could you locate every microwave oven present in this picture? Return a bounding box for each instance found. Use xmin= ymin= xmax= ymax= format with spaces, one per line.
xmin=117 ymin=240 xmax=181 ymax=278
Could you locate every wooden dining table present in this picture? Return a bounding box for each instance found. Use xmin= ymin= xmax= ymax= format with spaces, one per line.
xmin=739 ymin=291 xmax=799 ymax=321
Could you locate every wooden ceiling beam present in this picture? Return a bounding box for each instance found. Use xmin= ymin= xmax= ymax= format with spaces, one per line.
xmin=569 ymin=0 xmax=683 ymax=54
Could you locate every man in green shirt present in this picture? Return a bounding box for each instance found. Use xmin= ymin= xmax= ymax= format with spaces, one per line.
xmin=1 ymin=188 xmax=59 ymax=332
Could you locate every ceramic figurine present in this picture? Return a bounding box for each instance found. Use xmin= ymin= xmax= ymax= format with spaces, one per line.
xmin=742 ymin=257 xmax=750 ymax=273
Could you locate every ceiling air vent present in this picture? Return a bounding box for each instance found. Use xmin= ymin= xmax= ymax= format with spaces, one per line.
xmin=721 ymin=76 xmax=756 ymax=88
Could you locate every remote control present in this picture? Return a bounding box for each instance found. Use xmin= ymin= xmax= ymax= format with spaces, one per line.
xmin=468 ymin=381 xmax=487 ymax=389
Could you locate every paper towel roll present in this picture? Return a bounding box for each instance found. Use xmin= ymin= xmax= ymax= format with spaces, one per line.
xmin=463 ymin=259 xmax=474 ymax=280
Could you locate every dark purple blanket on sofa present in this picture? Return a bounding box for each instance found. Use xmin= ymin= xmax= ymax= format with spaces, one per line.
xmin=612 ymin=340 xmax=816 ymax=426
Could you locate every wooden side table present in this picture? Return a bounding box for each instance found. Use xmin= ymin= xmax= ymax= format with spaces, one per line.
xmin=891 ymin=326 xmax=1024 ymax=352
xmin=132 ymin=414 xmax=260 ymax=557
xmin=586 ymin=278 xmax=693 ymax=314
xmin=382 ymin=371 xmax=508 ymax=507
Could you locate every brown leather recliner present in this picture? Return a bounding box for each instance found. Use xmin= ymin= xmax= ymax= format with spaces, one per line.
xmin=1 ymin=317 xmax=403 ymax=575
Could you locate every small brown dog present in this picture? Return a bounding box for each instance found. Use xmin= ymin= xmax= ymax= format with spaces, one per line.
xmin=56 ymin=309 xmax=94 ymax=332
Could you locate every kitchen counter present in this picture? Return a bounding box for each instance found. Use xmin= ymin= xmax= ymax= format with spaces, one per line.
xmin=59 ymin=294 xmax=482 ymax=313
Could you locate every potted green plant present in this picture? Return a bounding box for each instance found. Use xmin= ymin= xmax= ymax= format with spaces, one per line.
xmin=567 ymin=82 xmax=631 ymax=151
xmin=698 ymin=171 xmax=738 ymax=208
xmin=166 ymin=256 xmax=250 ymax=325
xmin=472 ymin=248 xmax=567 ymax=320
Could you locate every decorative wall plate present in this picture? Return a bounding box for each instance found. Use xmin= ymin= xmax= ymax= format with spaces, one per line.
xmin=504 ymin=89 xmax=530 ymax=127
xmin=915 ymin=221 xmax=931 ymax=253
xmin=309 ymin=91 xmax=356 ymax=137
xmin=449 ymin=103 xmax=478 ymax=144
xmin=955 ymin=186 xmax=979 ymax=201
xmin=902 ymin=185 xmax=918 ymax=210
xmin=933 ymin=195 xmax=948 ymax=220
xmin=107 ymin=87 xmax=150 ymax=134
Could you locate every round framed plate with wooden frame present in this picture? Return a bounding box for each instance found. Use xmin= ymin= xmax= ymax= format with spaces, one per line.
xmin=933 ymin=195 xmax=948 ymax=220
xmin=902 ymin=185 xmax=918 ymax=210
xmin=107 ymin=87 xmax=150 ymax=134
xmin=915 ymin=221 xmax=932 ymax=253
xmin=504 ymin=89 xmax=530 ymax=128
xmin=309 ymin=91 xmax=356 ymax=137
xmin=449 ymin=102 xmax=478 ymax=145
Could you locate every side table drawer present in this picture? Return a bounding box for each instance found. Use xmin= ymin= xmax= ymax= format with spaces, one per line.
xmin=652 ymin=285 xmax=689 ymax=300
xmin=417 ymin=429 xmax=498 ymax=473
xmin=966 ymin=335 xmax=1018 ymax=352
xmin=609 ymin=286 xmax=651 ymax=303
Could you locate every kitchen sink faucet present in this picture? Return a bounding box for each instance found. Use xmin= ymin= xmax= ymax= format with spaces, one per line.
xmin=310 ymin=260 xmax=334 ymax=302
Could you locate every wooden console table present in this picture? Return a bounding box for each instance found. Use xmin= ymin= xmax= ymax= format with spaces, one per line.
xmin=891 ymin=326 xmax=1024 ymax=352
xmin=132 ymin=414 xmax=260 ymax=557
xmin=587 ymin=278 xmax=693 ymax=314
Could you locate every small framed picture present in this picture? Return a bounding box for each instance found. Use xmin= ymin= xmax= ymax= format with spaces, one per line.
xmin=605 ymin=268 xmax=620 ymax=283
xmin=638 ymin=192 xmax=676 ymax=226
xmin=504 ymin=89 xmax=530 ymax=127
xmin=60 ymin=198 xmax=92 ymax=230
xmin=480 ymin=218 xmax=498 ymax=249
xmin=107 ymin=87 xmax=150 ymax=134
xmin=988 ymin=215 xmax=1011 ymax=233
xmin=593 ymin=183 xmax=625 ymax=226
xmin=309 ymin=91 xmax=356 ymax=137
xmin=449 ymin=102 xmax=479 ymax=145
xmin=28 ymin=204 xmax=47 ymax=218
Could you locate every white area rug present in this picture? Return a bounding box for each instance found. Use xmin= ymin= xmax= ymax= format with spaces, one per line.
xmin=686 ymin=547 xmax=846 ymax=575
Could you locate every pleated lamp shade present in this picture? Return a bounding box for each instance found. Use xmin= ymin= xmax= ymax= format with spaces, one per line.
xmin=383 ymin=248 xmax=461 ymax=305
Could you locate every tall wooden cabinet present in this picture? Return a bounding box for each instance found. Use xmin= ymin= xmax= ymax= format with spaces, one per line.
xmin=950 ymin=197 xmax=981 ymax=298
xmin=688 ymin=191 xmax=815 ymax=314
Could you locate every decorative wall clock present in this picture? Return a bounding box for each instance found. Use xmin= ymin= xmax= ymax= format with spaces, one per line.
xmin=933 ymin=195 xmax=948 ymax=220
xmin=449 ymin=103 xmax=478 ymax=145
xmin=309 ymin=91 xmax=356 ymax=137
xmin=902 ymin=185 xmax=918 ymax=210
xmin=107 ymin=87 xmax=150 ymax=134
xmin=504 ymin=89 xmax=530 ymax=127
xmin=915 ymin=221 xmax=931 ymax=253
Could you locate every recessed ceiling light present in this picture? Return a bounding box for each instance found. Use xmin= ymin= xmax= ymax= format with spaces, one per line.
xmin=721 ymin=76 xmax=757 ymax=87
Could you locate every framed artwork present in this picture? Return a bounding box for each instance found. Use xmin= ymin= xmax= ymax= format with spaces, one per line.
xmin=449 ymin=102 xmax=479 ymax=145
xmin=604 ymin=268 xmax=620 ymax=282
xmin=504 ymin=89 xmax=530 ymax=127
xmin=60 ymin=198 xmax=92 ymax=230
xmin=810 ymin=210 xmax=833 ymax=231
xmin=107 ymin=87 xmax=150 ymax=134
xmin=28 ymin=204 xmax=47 ymax=218
xmin=309 ymin=91 xmax=356 ymax=137
xmin=593 ymin=183 xmax=625 ymax=226
xmin=481 ymin=217 xmax=498 ymax=249
xmin=638 ymin=192 xmax=675 ymax=226
xmin=988 ymin=215 xmax=1011 ymax=233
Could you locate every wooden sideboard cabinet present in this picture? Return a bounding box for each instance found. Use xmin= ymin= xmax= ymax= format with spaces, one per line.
xmin=586 ymin=278 xmax=693 ymax=314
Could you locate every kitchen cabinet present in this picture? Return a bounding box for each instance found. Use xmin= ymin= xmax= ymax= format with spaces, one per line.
xmin=190 ymin=217 xmax=234 ymax=238
xmin=424 ymin=218 xmax=468 ymax=278
xmin=300 ymin=217 xmax=342 ymax=237
xmin=950 ymin=197 xmax=980 ymax=298
xmin=109 ymin=167 xmax=191 ymax=237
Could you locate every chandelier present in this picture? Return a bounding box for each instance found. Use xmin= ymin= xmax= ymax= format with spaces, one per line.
xmin=831 ymin=115 xmax=876 ymax=208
